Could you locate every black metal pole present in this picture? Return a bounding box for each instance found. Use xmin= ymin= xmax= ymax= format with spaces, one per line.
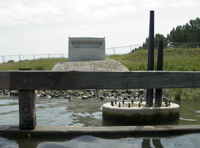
xmin=146 ymin=10 xmax=154 ymax=107
xmin=155 ymin=40 xmax=163 ymax=107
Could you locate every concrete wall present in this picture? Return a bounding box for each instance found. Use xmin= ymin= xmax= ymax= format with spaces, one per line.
xmin=68 ymin=37 xmax=105 ymax=61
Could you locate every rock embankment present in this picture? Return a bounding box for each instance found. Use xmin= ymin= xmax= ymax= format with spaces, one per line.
xmin=0 ymin=89 xmax=146 ymax=100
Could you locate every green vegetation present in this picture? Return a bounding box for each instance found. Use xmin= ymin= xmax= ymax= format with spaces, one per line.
xmin=0 ymin=58 xmax=67 ymax=70
xmin=109 ymin=48 xmax=200 ymax=71
xmin=109 ymin=48 xmax=200 ymax=101
xmin=135 ymin=17 xmax=200 ymax=50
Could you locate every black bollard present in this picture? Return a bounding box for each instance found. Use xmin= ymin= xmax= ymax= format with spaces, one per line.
xmin=139 ymin=103 xmax=141 ymax=108
xmin=131 ymin=99 xmax=134 ymax=104
xmin=128 ymin=103 xmax=130 ymax=108
xmin=118 ymin=103 xmax=121 ymax=107
xmin=146 ymin=10 xmax=155 ymax=107
xmin=155 ymin=40 xmax=163 ymax=107
xmin=115 ymin=100 xmax=117 ymax=104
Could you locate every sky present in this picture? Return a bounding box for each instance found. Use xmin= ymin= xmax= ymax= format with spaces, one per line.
xmin=0 ymin=0 xmax=200 ymax=56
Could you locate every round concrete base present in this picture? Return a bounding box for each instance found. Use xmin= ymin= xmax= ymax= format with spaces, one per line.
xmin=102 ymin=101 xmax=180 ymax=126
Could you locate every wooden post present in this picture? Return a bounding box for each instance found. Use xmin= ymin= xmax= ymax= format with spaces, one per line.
xmin=19 ymin=90 xmax=36 ymax=129
xmin=19 ymin=68 xmax=36 ymax=130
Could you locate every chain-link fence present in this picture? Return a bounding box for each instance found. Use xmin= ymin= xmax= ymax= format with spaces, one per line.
xmin=0 ymin=44 xmax=142 ymax=63
xmin=0 ymin=54 xmax=68 ymax=63
xmin=1 ymin=42 xmax=199 ymax=63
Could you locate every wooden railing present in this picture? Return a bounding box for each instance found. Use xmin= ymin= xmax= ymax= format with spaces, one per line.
xmin=1 ymin=70 xmax=200 ymax=129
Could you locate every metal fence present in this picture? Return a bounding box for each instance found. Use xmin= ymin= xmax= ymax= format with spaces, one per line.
xmin=1 ymin=42 xmax=199 ymax=63
xmin=0 ymin=44 xmax=142 ymax=63
xmin=168 ymin=42 xmax=200 ymax=48
xmin=0 ymin=54 xmax=68 ymax=64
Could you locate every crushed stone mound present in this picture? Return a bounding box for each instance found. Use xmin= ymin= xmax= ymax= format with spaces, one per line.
xmin=52 ymin=58 xmax=129 ymax=72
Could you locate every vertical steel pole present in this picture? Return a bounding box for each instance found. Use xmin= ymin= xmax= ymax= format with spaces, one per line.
xmin=146 ymin=10 xmax=154 ymax=107
xmin=155 ymin=40 xmax=163 ymax=107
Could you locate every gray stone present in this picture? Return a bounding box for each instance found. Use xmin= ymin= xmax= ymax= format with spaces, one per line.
xmin=46 ymin=95 xmax=52 ymax=99
xmin=82 ymin=96 xmax=89 ymax=99
xmin=10 ymin=90 xmax=19 ymax=96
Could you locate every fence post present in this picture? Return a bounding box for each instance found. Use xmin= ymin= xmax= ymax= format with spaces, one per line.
xmin=19 ymin=55 xmax=21 ymax=61
xmin=130 ymin=45 xmax=132 ymax=52
xmin=2 ymin=56 xmax=5 ymax=63
xmin=19 ymin=68 xmax=36 ymax=130
xmin=113 ymin=48 xmax=115 ymax=55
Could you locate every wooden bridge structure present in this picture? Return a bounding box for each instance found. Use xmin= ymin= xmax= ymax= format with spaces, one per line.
xmin=1 ymin=70 xmax=200 ymax=130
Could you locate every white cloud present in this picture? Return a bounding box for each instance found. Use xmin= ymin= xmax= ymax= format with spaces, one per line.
xmin=0 ymin=0 xmax=138 ymax=26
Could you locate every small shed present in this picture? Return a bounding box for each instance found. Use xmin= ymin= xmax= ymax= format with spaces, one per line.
xmin=68 ymin=37 xmax=105 ymax=61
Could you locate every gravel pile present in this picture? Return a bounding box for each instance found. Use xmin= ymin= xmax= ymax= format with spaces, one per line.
xmin=52 ymin=58 xmax=129 ymax=72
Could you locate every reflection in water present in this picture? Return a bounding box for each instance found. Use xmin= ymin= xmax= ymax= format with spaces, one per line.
xmin=142 ymin=138 xmax=164 ymax=148
xmin=1 ymin=134 xmax=200 ymax=148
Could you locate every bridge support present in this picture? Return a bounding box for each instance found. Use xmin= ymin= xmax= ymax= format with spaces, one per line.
xmin=19 ymin=68 xmax=36 ymax=130
xmin=19 ymin=90 xmax=36 ymax=129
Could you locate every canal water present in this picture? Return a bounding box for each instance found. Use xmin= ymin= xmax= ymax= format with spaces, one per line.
xmin=0 ymin=95 xmax=200 ymax=148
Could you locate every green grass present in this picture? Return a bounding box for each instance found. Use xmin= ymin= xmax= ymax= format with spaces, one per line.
xmin=0 ymin=58 xmax=67 ymax=70
xmin=108 ymin=48 xmax=200 ymax=71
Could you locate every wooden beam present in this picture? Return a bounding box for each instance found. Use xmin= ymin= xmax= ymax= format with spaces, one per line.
xmin=0 ymin=72 xmax=10 ymax=89
xmin=7 ymin=71 xmax=200 ymax=90
xmin=1 ymin=125 xmax=200 ymax=138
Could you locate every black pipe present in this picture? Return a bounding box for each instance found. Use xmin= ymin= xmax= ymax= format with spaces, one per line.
xmin=155 ymin=40 xmax=163 ymax=107
xmin=146 ymin=10 xmax=154 ymax=107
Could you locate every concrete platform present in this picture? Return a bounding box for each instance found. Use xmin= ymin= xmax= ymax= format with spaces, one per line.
xmin=0 ymin=125 xmax=200 ymax=138
xmin=103 ymin=102 xmax=180 ymax=126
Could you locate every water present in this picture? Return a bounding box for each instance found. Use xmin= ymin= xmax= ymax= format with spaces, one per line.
xmin=1 ymin=96 xmax=200 ymax=147
xmin=1 ymin=134 xmax=200 ymax=148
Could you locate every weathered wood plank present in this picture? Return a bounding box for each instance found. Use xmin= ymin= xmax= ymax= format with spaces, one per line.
xmin=1 ymin=125 xmax=200 ymax=138
xmin=0 ymin=72 xmax=10 ymax=89
xmin=8 ymin=71 xmax=200 ymax=90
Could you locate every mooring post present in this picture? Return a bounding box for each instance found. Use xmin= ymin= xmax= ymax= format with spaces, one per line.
xmin=19 ymin=68 xmax=36 ymax=130
xmin=155 ymin=40 xmax=163 ymax=107
xmin=146 ymin=10 xmax=154 ymax=107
